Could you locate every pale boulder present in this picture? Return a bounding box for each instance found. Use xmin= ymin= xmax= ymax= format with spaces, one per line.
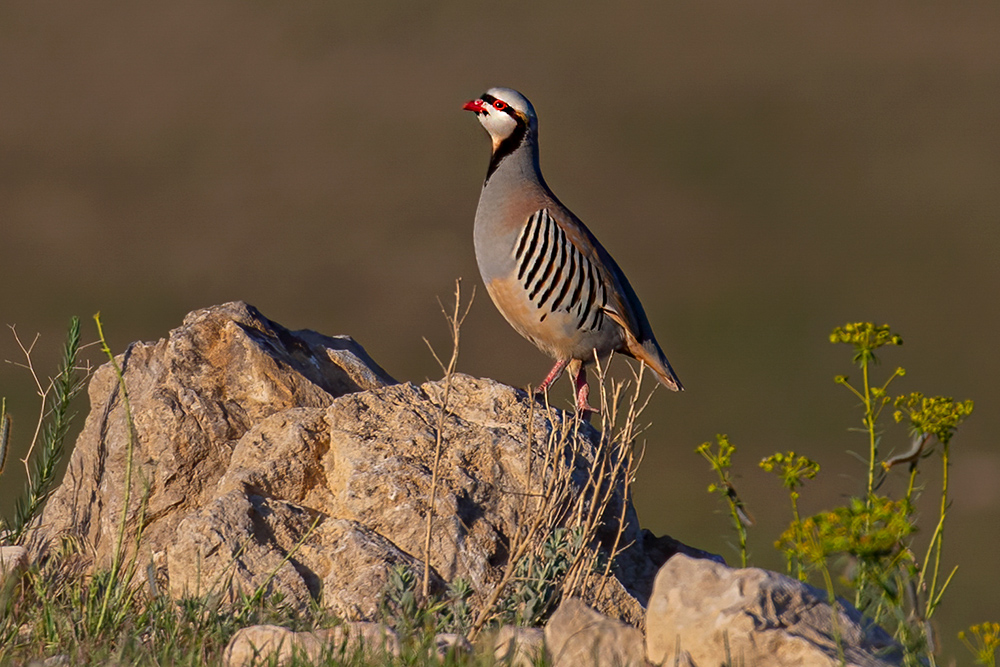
xmin=645 ymin=554 xmax=902 ymax=667
xmin=545 ymin=598 xmax=647 ymax=667
xmin=223 ymin=623 xmax=400 ymax=667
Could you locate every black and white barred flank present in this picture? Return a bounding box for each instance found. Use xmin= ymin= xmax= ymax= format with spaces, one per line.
xmin=513 ymin=208 xmax=607 ymax=331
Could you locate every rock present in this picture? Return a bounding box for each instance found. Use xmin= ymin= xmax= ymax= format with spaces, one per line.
xmin=328 ymin=622 xmax=401 ymax=658
xmin=544 ymin=598 xmax=647 ymax=667
xmin=27 ymin=302 xmax=697 ymax=625
xmin=20 ymin=303 xmax=903 ymax=665
xmin=645 ymin=554 xmax=902 ymax=667
xmin=223 ymin=622 xmax=399 ymax=667
xmin=0 ymin=545 xmax=28 ymax=581
xmin=493 ymin=626 xmax=545 ymax=667
xmin=24 ymin=655 xmax=69 ymax=667
xmin=433 ymin=633 xmax=473 ymax=660
xmin=29 ymin=302 xmax=394 ymax=569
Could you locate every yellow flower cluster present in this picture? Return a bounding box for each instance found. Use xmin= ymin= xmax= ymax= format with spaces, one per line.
xmin=893 ymin=393 xmax=974 ymax=446
xmin=959 ymin=622 xmax=1000 ymax=666
xmin=776 ymin=496 xmax=914 ymax=564
xmin=829 ymin=322 xmax=903 ymax=368
xmin=759 ymin=451 xmax=820 ymax=494
xmin=829 ymin=322 xmax=903 ymax=348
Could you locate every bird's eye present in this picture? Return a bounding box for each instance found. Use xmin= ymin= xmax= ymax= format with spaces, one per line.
xmin=492 ymin=100 xmax=507 ymax=111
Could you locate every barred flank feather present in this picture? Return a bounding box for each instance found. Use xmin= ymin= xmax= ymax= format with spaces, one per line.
xmin=514 ymin=209 xmax=607 ymax=330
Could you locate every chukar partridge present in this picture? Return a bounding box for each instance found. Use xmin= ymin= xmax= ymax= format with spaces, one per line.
xmin=463 ymin=87 xmax=683 ymax=411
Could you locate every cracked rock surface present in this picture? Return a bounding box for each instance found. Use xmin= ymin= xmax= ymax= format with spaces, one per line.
xmin=28 ymin=302 xmax=692 ymax=623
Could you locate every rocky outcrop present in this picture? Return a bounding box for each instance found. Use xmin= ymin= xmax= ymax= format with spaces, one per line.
xmin=30 ymin=301 xmax=394 ymax=573
xmin=27 ymin=302 xmax=691 ymax=624
xmin=25 ymin=302 xmax=903 ymax=666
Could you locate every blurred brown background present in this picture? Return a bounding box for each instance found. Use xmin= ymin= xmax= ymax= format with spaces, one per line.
xmin=2 ymin=1 xmax=998 ymax=656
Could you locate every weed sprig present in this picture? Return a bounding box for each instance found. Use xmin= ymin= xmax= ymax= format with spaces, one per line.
xmin=759 ymin=451 xmax=819 ymax=580
xmin=765 ymin=322 xmax=975 ymax=666
xmin=696 ymin=434 xmax=752 ymax=567
xmin=960 ymin=622 xmax=1000 ymax=667
xmin=701 ymin=322 xmax=983 ymax=666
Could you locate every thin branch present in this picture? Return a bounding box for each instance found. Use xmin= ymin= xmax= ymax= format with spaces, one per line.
xmin=6 ymin=318 xmax=86 ymax=544
xmin=422 ymin=280 xmax=475 ymax=600
xmin=10 ymin=327 xmax=49 ymax=485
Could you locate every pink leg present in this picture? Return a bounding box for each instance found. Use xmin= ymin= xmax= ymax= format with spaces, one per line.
xmin=570 ymin=361 xmax=598 ymax=414
xmin=535 ymin=359 xmax=569 ymax=395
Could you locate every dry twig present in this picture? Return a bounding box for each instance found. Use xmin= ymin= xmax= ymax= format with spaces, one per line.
xmin=421 ymin=279 xmax=475 ymax=600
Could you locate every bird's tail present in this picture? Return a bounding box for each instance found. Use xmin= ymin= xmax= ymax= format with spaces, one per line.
xmin=604 ymin=309 xmax=683 ymax=391
xmin=630 ymin=337 xmax=684 ymax=391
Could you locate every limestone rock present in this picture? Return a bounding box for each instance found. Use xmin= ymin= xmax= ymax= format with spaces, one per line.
xmin=164 ymin=410 xmax=447 ymax=613
xmin=223 ymin=622 xmax=399 ymax=667
xmin=29 ymin=302 xmax=394 ymax=569
xmin=0 ymin=545 xmax=28 ymax=581
xmin=545 ymin=598 xmax=647 ymax=667
xmin=20 ymin=302 xmax=902 ymax=666
xmin=645 ymin=554 xmax=902 ymax=667
xmin=433 ymin=633 xmax=473 ymax=660
xmin=493 ymin=626 xmax=545 ymax=667
xmin=27 ymin=302 xmax=691 ymax=625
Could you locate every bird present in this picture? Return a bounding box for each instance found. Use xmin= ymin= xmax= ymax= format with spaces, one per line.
xmin=463 ymin=87 xmax=683 ymax=412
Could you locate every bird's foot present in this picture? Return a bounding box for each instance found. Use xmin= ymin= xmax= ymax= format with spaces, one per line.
xmin=573 ymin=366 xmax=599 ymax=416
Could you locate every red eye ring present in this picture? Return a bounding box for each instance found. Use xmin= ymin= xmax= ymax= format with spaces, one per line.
xmin=492 ymin=100 xmax=507 ymax=111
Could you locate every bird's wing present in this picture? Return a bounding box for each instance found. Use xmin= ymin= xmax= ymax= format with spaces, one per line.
xmin=536 ymin=205 xmax=683 ymax=391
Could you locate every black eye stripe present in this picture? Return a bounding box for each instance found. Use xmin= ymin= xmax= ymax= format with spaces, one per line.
xmin=480 ymin=94 xmax=519 ymax=120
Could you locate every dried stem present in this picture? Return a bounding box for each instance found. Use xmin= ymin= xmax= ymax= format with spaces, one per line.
xmin=0 ymin=399 xmax=9 ymax=476
xmin=4 ymin=318 xmax=88 ymax=544
xmin=469 ymin=352 xmax=653 ymax=638
xmin=421 ymin=279 xmax=475 ymax=600
xmin=9 ymin=327 xmax=47 ymax=485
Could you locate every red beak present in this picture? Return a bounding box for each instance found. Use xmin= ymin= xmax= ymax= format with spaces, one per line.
xmin=463 ymin=98 xmax=486 ymax=113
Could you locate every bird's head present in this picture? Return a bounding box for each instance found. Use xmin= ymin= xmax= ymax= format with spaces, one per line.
xmin=463 ymin=87 xmax=537 ymax=152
